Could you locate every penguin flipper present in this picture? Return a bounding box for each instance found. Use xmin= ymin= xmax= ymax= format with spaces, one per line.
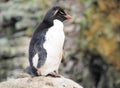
xmin=37 ymin=49 xmax=47 ymax=68
xmin=34 ymin=36 xmax=47 ymax=68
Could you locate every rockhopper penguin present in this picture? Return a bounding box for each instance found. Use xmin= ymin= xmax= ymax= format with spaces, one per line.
xmin=28 ymin=6 xmax=72 ymax=77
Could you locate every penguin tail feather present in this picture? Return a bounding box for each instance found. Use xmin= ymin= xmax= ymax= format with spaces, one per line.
xmin=25 ymin=66 xmax=38 ymax=76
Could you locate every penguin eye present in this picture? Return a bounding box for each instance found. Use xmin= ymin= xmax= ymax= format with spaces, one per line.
xmin=52 ymin=9 xmax=65 ymax=17
xmin=59 ymin=11 xmax=65 ymax=15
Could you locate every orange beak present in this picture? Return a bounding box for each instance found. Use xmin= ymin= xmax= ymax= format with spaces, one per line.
xmin=65 ymin=14 xmax=72 ymax=19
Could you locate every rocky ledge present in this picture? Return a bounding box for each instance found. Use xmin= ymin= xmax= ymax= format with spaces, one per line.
xmin=0 ymin=75 xmax=83 ymax=88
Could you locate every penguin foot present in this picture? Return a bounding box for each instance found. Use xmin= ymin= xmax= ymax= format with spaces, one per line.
xmin=46 ymin=71 xmax=61 ymax=77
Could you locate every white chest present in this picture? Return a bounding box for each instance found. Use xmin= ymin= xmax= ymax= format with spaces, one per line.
xmin=44 ymin=19 xmax=65 ymax=50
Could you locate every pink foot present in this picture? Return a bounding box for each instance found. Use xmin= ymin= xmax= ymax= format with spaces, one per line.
xmin=46 ymin=71 xmax=61 ymax=77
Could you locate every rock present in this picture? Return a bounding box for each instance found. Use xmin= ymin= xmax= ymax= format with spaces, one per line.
xmin=0 ymin=76 xmax=83 ymax=88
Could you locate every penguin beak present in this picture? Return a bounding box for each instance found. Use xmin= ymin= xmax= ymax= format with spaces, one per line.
xmin=65 ymin=14 xmax=72 ymax=20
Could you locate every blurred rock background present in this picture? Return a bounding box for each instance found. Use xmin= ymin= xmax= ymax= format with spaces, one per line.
xmin=0 ymin=0 xmax=120 ymax=88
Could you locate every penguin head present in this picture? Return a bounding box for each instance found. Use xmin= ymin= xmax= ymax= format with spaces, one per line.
xmin=43 ymin=6 xmax=71 ymax=25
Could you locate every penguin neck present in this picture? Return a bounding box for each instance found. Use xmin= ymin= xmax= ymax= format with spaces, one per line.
xmin=53 ymin=19 xmax=64 ymax=30
xmin=34 ymin=19 xmax=63 ymax=36
xmin=42 ymin=19 xmax=63 ymax=29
